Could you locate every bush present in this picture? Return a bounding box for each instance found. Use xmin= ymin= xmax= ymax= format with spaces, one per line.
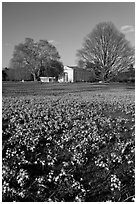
xmin=2 ymin=93 xmax=135 ymax=202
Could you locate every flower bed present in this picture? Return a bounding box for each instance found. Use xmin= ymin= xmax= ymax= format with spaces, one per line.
xmin=2 ymin=92 xmax=135 ymax=202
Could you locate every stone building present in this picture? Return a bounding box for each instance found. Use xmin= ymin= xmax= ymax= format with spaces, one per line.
xmin=58 ymin=66 xmax=95 ymax=83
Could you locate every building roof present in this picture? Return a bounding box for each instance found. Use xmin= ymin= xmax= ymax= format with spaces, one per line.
xmin=65 ymin=65 xmax=78 ymax=69
xmin=66 ymin=65 xmax=93 ymax=72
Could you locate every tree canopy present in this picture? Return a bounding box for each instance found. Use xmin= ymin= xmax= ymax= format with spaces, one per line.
xmin=39 ymin=60 xmax=64 ymax=81
xmin=77 ymin=22 xmax=135 ymax=81
xmin=10 ymin=38 xmax=63 ymax=81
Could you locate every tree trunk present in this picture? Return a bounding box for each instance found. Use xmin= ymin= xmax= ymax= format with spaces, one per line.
xmin=100 ymin=70 xmax=105 ymax=82
xmin=32 ymin=73 xmax=37 ymax=81
xmin=37 ymin=69 xmax=40 ymax=80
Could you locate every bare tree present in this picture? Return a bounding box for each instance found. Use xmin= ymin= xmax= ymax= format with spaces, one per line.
xmin=10 ymin=38 xmax=61 ymax=81
xmin=77 ymin=22 xmax=135 ymax=81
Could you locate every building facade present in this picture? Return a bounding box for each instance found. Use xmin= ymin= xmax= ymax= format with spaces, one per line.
xmin=58 ymin=66 xmax=95 ymax=83
xmin=40 ymin=77 xmax=56 ymax=82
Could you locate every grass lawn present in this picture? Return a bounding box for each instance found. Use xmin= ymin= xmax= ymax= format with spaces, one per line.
xmin=2 ymin=81 xmax=135 ymax=97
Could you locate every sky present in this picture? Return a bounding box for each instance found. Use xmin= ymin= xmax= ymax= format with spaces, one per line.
xmin=2 ymin=1 xmax=135 ymax=68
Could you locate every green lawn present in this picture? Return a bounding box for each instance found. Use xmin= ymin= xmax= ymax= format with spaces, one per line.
xmin=2 ymin=81 xmax=135 ymax=97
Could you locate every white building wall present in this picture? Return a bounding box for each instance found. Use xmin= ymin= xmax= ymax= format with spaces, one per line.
xmin=40 ymin=77 xmax=50 ymax=82
xmin=64 ymin=66 xmax=74 ymax=82
xmin=40 ymin=77 xmax=55 ymax=82
xmin=58 ymin=77 xmax=64 ymax=83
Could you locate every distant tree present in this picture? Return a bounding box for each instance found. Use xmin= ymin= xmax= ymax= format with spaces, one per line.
xmin=2 ymin=68 xmax=8 ymax=81
xmin=10 ymin=38 xmax=61 ymax=81
xmin=39 ymin=60 xmax=64 ymax=81
xmin=77 ymin=22 xmax=135 ymax=81
xmin=78 ymin=60 xmax=86 ymax=69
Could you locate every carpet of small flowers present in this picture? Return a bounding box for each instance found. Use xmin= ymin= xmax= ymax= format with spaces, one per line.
xmin=2 ymin=91 xmax=135 ymax=202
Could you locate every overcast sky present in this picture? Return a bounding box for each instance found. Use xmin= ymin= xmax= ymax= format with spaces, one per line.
xmin=2 ymin=2 xmax=135 ymax=68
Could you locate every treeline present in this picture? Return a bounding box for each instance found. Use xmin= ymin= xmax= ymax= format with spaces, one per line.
xmin=2 ymin=66 xmax=135 ymax=83
xmin=111 ymin=68 xmax=135 ymax=83
xmin=2 ymin=60 xmax=64 ymax=82
xmin=2 ymin=67 xmax=33 ymax=81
